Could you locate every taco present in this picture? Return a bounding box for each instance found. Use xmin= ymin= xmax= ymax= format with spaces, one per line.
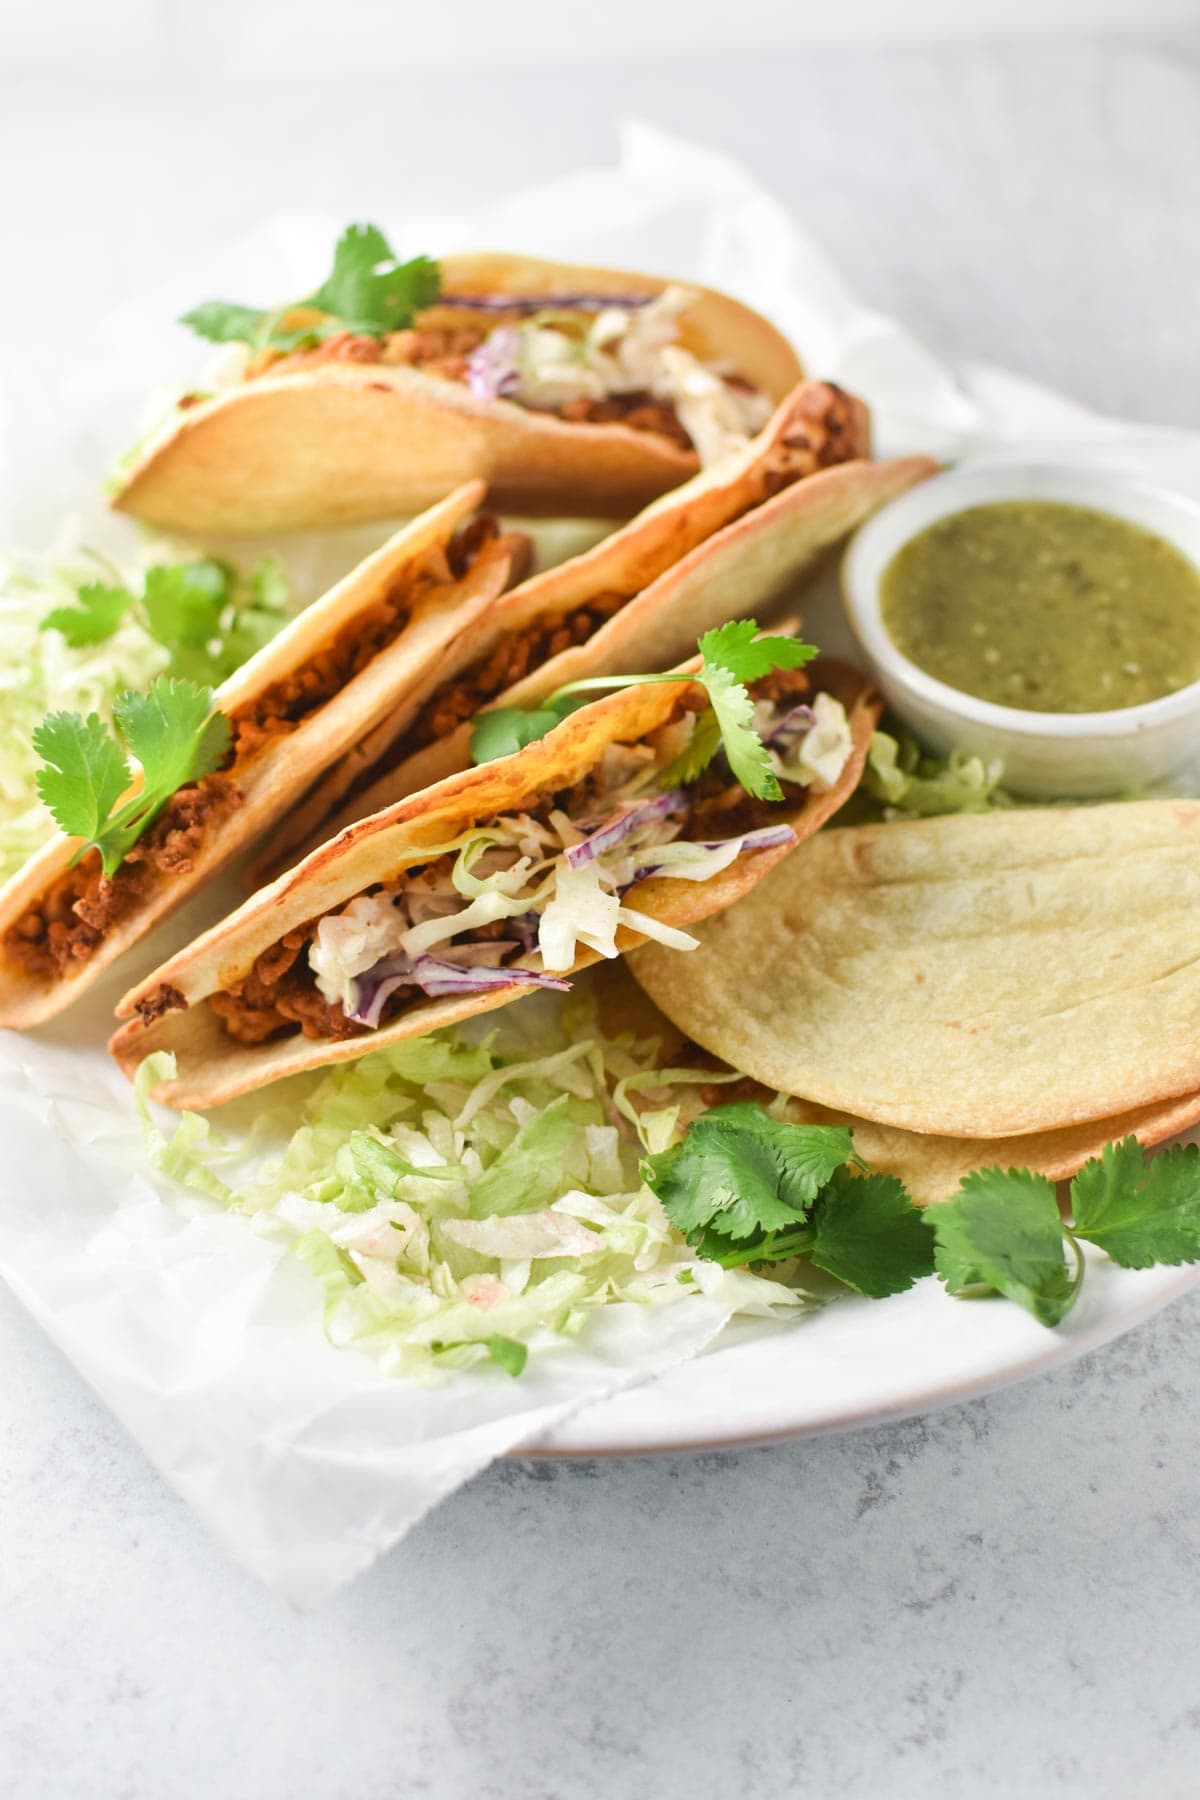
xmin=110 ymin=653 xmax=879 ymax=1109
xmin=254 ymin=387 xmax=933 ymax=877
xmin=111 ymin=251 xmax=805 ymax=534
xmin=0 ymin=483 xmax=528 ymax=1027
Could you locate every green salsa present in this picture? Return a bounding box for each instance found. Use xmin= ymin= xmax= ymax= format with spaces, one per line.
xmin=879 ymin=499 xmax=1200 ymax=713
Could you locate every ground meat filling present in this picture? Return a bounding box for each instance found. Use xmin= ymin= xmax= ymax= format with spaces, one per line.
xmin=379 ymin=590 xmax=629 ymax=779
xmin=2 ymin=520 xmax=509 ymax=982
xmin=203 ymin=666 xmax=816 ymax=1049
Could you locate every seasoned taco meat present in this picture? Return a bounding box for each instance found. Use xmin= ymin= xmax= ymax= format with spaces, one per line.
xmin=402 ymin=591 xmax=628 ymax=759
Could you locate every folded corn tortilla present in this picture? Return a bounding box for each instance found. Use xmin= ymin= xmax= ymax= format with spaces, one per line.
xmin=592 ymin=961 xmax=1200 ymax=1204
xmin=111 ymin=253 xmax=806 ymax=535
xmin=110 ymin=658 xmax=878 ymax=1109
xmin=0 ymin=482 xmax=525 ymax=1027
xmin=629 ymin=801 xmax=1200 ymax=1138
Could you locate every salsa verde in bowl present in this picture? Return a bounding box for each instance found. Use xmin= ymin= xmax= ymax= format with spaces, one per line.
xmin=840 ymin=462 xmax=1200 ymax=798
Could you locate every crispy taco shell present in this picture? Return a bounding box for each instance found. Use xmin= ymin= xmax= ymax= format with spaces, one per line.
xmin=630 ymin=801 xmax=1200 ymax=1139
xmin=257 ymin=395 xmax=932 ymax=876
xmin=0 ymin=483 xmax=526 ymax=1028
xmin=111 ymin=254 xmax=805 ymax=535
xmin=110 ymin=659 xmax=878 ymax=1109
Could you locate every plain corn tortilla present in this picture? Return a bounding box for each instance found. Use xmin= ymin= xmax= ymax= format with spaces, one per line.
xmin=591 ymin=958 xmax=1200 ymax=1204
xmin=629 ymin=800 xmax=1200 ymax=1139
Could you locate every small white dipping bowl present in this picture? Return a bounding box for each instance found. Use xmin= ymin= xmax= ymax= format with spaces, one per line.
xmin=840 ymin=462 xmax=1200 ymax=798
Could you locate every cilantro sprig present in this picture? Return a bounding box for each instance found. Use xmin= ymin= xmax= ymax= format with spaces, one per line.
xmin=40 ymin=554 xmax=290 ymax=687
xmin=928 ymin=1139 xmax=1200 ymax=1325
xmin=642 ymin=1102 xmax=935 ymax=1299
xmin=181 ymin=224 xmax=442 ymax=355
xmin=34 ymin=676 xmax=231 ymax=876
xmin=469 ymin=619 xmax=817 ymax=802
xmin=642 ymin=1102 xmax=1200 ymax=1327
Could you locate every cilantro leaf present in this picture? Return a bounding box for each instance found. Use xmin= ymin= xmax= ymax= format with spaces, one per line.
xmin=697 ymin=620 xmax=816 ymax=685
xmin=702 ymin=661 xmax=782 ymax=801
xmin=808 ymin=1167 xmax=935 ymax=1297
xmin=181 ymin=226 xmax=441 ymax=352
xmin=114 ymin=679 xmax=231 ymax=806
xmin=40 ymin=581 xmax=133 ymax=647
xmin=309 ymin=226 xmax=441 ymax=336
xmin=1070 ymin=1137 xmax=1200 ymax=1269
xmin=657 ymin=706 xmax=722 ymax=790
xmin=38 ymin=556 xmax=290 ymax=687
xmin=33 ymin=711 xmax=132 ymax=848
xmin=641 ymin=1102 xmax=856 ymax=1241
xmin=926 ymin=1168 xmax=1078 ymax=1327
xmin=469 ymin=694 xmax=589 ymax=765
xmin=36 ymin=677 xmax=230 ymax=876
xmin=179 ymin=301 xmax=272 ymax=347
xmin=251 ymin=553 xmax=290 ymax=615
xmin=142 ymin=559 xmax=232 ymax=658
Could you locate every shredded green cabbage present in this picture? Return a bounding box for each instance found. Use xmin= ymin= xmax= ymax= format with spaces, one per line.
xmin=133 ymin=990 xmax=803 ymax=1380
xmin=864 ymin=729 xmax=1010 ymax=819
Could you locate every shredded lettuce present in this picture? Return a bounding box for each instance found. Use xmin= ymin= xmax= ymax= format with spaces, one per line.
xmin=864 ymin=729 xmax=1010 ymax=818
xmin=133 ymin=992 xmax=803 ymax=1380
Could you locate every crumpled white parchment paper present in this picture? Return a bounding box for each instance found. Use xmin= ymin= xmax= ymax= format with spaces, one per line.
xmin=1 ymin=123 xmax=1197 ymax=1604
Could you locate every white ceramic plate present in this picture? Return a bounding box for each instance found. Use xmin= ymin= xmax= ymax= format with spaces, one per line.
xmin=528 ymin=352 xmax=1200 ymax=1458
xmin=533 ymin=1259 xmax=1200 ymax=1456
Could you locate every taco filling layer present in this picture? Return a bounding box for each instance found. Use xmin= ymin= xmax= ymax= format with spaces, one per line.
xmin=195 ymin=665 xmax=849 ymax=1048
xmin=227 ymin=288 xmax=773 ymax=468
xmin=2 ymin=516 xmax=526 ymax=981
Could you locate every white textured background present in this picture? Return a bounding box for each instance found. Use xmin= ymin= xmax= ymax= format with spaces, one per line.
xmin=2 ymin=20 xmax=1200 ymax=1800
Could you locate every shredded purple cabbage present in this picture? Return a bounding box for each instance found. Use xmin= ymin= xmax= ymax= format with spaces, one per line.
xmin=466 ymin=327 xmax=520 ymax=401
xmin=348 ymin=951 xmax=568 ymax=1028
xmin=765 ymin=703 xmax=816 ymax=747
xmin=441 ymin=292 xmax=655 ymax=316
xmin=633 ymin=823 xmax=798 ymax=884
xmin=696 ymin=825 xmax=797 ymax=853
xmin=565 ymin=792 xmax=688 ymax=870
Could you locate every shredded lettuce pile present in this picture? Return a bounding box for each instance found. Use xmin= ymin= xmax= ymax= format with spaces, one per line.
xmin=864 ymin=729 xmax=1010 ymax=818
xmin=134 ymin=993 xmax=802 ymax=1380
